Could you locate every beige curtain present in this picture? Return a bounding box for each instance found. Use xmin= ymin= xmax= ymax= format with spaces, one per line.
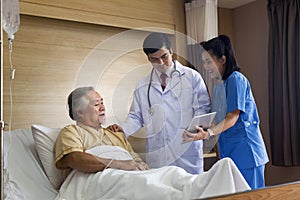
xmin=185 ymin=0 xmax=218 ymax=155
xmin=185 ymin=0 xmax=218 ymax=44
xmin=185 ymin=0 xmax=218 ymax=96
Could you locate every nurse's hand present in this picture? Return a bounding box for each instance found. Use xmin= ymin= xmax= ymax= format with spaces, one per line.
xmin=182 ymin=126 xmax=209 ymax=143
xmin=107 ymin=124 xmax=124 ymax=132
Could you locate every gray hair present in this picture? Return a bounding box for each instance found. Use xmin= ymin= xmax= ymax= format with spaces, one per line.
xmin=67 ymin=86 xmax=94 ymax=120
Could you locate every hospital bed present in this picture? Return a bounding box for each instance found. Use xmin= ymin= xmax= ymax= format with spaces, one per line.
xmin=3 ymin=126 xmax=250 ymax=200
xmin=211 ymin=181 xmax=300 ymax=200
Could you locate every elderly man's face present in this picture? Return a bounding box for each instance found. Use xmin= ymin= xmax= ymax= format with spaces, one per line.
xmin=81 ymin=90 xmax=106 ymax=129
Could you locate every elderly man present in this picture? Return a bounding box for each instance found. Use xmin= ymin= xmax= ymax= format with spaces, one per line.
xmin=54 ymin=86 xmax=148 ymax=179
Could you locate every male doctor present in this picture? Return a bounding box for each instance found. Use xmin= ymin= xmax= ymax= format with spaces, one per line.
xmin=110 ymin=32 xmax=210 ymax=174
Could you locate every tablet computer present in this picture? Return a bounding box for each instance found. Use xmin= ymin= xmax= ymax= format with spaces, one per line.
xmin=187 ymin=112 xmax=216 ymax=132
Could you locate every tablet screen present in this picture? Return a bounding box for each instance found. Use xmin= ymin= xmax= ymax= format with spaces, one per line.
xmin=187 ymin=112 xmax=216 ymax=132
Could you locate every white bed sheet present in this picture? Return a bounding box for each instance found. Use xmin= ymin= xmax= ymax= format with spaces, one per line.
xmin=4 ymin=129 xmax=58 ymax=200
xmin=56 ymin=147 xmax=250 ymax=200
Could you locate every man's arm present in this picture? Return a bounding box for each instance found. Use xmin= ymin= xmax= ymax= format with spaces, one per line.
xmin=56 ymin=151 xmax=148 ymax=172
xmin=121 ymin=88 xmax=144 ymax=137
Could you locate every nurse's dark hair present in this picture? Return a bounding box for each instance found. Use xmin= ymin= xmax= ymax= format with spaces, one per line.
xmin=143 ymin=32 xmax=171 ymax=55
xmin=67 ymin=86 xmax=94 ymax=120
xmin=200 ymin=34 xmax=240 ymax=80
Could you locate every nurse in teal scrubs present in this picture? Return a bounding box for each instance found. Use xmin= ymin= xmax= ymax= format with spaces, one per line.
xmin=182 ymin=35 xmax=269 ymax=189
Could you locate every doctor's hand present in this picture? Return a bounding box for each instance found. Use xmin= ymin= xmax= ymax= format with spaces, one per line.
xmin=182 ymin=126 xmax=209 ymax=143
xmin=107 ymin=124 xmax=124 ymax=132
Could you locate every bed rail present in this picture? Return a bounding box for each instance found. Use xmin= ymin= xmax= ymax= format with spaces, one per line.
xmin=207 ymin=181 xmax=300 ymax=200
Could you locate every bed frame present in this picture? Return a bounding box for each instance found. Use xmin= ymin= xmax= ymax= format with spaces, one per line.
xmin=208 ymin=181 xmax=300 ymax=200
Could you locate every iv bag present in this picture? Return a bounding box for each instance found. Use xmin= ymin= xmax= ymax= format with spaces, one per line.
xmin=2 ymin=0 xmax=20 ymax=41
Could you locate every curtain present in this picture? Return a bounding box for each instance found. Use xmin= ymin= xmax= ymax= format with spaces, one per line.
xmin=185 ymin=0 xmax=218 ymax=96
xmin=185 ymin=0 xmax=218 ymax=155
xmin=268 ymin=0 xmax=300 ymax=166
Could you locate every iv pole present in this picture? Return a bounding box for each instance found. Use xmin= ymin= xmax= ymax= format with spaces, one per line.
xmin=0 ymin=0 xmax=19 ymax=197
xmin=0 ymin=0 xmax=4 ymax=199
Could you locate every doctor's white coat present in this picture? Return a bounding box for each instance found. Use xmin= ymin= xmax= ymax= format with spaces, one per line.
xmin=122 ymin=60 xmax=211 ymax=174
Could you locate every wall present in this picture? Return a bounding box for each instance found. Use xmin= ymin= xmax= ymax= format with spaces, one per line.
xmin=232 ymin=0 xmax=300 ymax=186
xmin=2 ymin=0 xmax=186 ymax=131
xmin=19 ymin=0 xmax=176 ymax=31
xmin=218 ymin=8 xmax=234 ymax=46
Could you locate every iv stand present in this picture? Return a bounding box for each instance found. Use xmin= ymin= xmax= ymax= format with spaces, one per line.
xmin=0 ymin=0 xmax=4 ymax=199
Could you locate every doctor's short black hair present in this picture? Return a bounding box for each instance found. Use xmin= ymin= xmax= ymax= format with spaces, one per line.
xmin=143 ymin=32 xmax=171 ymax=55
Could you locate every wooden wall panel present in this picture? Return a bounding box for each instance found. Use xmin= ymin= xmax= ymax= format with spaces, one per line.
xmin=20 ymin=0 xmax=176 ymax=31
xmin=2 ymin=15 xmax=132 ymax=129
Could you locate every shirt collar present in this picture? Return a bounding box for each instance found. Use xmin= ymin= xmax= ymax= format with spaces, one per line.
xmin=76 ymin=121 xmax=103 ymax=133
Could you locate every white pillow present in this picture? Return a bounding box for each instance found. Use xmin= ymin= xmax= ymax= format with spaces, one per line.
xmin=86 ymin=145 xmax=133 ymax=160
xmin=31 ymin=124 xmax=63 ymax=190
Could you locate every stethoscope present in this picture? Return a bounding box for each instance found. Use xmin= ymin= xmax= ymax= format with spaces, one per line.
xmin=147 ymin=61 xmax=181 ymax=116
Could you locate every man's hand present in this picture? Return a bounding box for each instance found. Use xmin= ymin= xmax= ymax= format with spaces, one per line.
xmin=107 ymin=124 xmax=124 ymax=132
xmin=112 ymin=160 xmax=149 ymax=171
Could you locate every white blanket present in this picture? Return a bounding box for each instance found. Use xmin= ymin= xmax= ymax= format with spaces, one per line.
xmin=55 ymin=146 xmax=250 ymax=200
